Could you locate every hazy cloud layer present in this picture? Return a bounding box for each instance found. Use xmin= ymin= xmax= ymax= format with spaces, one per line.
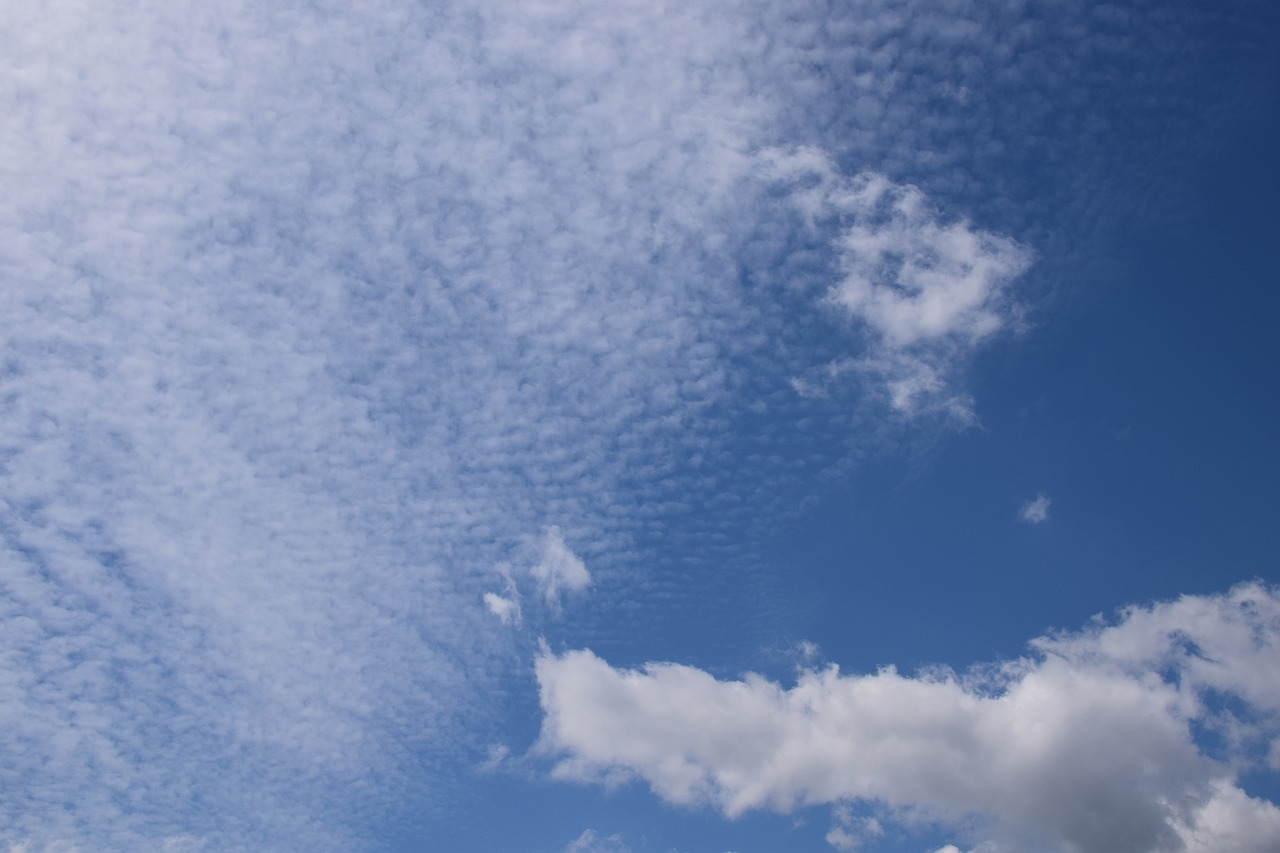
xmin=537 ymin=583 xmax=1280 ymax=853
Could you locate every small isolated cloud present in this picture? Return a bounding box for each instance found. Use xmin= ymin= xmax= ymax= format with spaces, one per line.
xmin=484 ymin=592 xmax=521 ymax=625
xmin=1019 ymin=493 xmax=1051 ymax=525
xmin=536 ymin=583 xmax=1280 ymax=853
xmin=532 ymin=526 xmax=591 ymax=606
xmin=760 ymin=147 xmax=1033 ymax=420
xmin=564 ymin=829 xmax=629 ymax=853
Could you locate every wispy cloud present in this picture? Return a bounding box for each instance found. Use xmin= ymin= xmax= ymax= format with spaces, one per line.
xmin=532 ymin=525 xmax=592 ymax=607
xmin=536 ymin=583 xmax=1280 ymax=853
xmin=484 ymin=591 xmax=522 ymax=625
xmin=1019 ymin=494 xmax=1051 ymax=525
xmin=564 ymin=829 xmax=630 ymax=853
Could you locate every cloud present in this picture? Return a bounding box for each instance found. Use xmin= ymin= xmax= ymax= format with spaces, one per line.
xmin=826 ymin=805 xmax=883 ymax=850
xmin=536 ymin=583 xmax=1280 ymax=853
xmin=531 ymin=526 xmax=592 ymax=607
xmin=1019 ymin=494 xmax=1051 ymax=524
xmin=564 ymin=829 xmax=630 ymax=853
xmin=476 ymin=743 xmax=512 ymax=774
xmin=0 ymin=0 xmax=798 ymax=843
xmin=484 ymin=526 xmax=589 ymax=622
xmin=762 ymin=147 xmax=1033 ymax=419
xmin=484 ymin=592 xmax=522 ymax=625
xmin=1 ymin=0 xmax=1264 ymax=847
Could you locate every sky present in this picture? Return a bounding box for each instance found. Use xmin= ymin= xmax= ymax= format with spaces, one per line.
xmin=1 ymin=1 xmax=1278 ymax=851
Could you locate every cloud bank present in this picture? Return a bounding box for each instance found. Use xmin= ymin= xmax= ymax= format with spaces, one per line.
xmin=536 ymin=583 xmax=1280 ymax=852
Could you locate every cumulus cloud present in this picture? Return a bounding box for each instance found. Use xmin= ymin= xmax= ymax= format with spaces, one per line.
xmin=536 ymin=583 xmax=1280 ymax=853
xmin=762 ymin=147 xmax=1033 ymax=419
xmin=1019 ymin=494 xmax=1051 ymax=524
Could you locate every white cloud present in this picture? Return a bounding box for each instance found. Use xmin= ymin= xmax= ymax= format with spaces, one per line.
xmin=484 ymin=592 xmax=522 ymax=625
xmin=762 ymin=147 xmax=1033 ymax=419
xmin=531 ymin=525 xmax=592 ymax=606
xmin=564 ymin=829 xmax=630 ymax=853
xmin=1019 ymin=494 xmax=1051 ymax=524
xmin=0 ymin=0 xmax=792 ymax=843
xmin=484 ymin=562 xmax=523 ymax=625
xmin=0 ymin=0 xmax=1250 ymax=846
xmin=536 ymin=583 xmax=1280 ymax=853
xmin=825 ymin=805 xmax=883 ymax=850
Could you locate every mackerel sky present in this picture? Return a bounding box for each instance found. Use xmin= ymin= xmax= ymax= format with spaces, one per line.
xmin=2 ymin=1 xmax=1279 ymax=851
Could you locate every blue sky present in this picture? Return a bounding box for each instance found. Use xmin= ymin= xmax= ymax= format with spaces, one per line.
xmin=2 ymin=1 xmax=1279 ymax=851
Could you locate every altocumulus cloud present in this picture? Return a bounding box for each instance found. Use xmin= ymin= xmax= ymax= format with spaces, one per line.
xmin=2 ymin=0 xmax=962 ymax=845
xmin=536 ymin=583 xmax=1280 ymax=853
xmin=0 ymin=0 xmax=1239 ymax=847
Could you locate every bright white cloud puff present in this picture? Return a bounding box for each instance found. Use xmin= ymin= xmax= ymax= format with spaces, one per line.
xmin=536 ymin=583 xmax=1280 ymax=853
xmin=761 ymin=147 xmax=1033 ymax=418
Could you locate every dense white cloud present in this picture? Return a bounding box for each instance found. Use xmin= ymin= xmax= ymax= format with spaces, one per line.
xmin=536 ymin=583 xmax=1280 ymax=852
